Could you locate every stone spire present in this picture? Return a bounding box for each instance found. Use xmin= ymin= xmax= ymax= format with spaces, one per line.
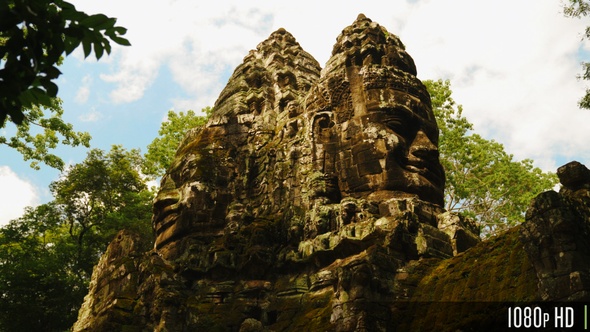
xmin=152 ymin=28 xmax=320 ymax=257
xmin=212 ymin=27 xmax=320 ymax=118
xmin=305 ymin=12 xmax=444 ymax=205
xmin=326 ymin=13 xmax=417 ymax=76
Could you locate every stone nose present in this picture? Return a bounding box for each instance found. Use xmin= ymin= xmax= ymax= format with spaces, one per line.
xmin=152 ymin=176 xmax=182 ymax=232
xmin=153 ymin=176 xmax=181 ymax=211
xmin=153 ymin=190 xmax=180 ymax=210
xmin=408 ymin=130 xmax=439 ymax=163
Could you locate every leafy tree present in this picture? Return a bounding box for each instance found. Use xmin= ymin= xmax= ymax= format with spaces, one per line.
xmin=143 ymin=107 xmax=212 ymax=178
xmin=563 ymin=0 xmax=590 ymax=109
xmin=425 ymin=79 xmax=558 ymax=236
xmin=1 ymin=97 xmax=91 ymax=170
xmin=0 ymin=146 xmax=153 ymax=331
xmin=0 ymin=203 xmax=86 ymax=332
xmin=0 ymin=0 xmax=130 ymax=126
xmin=50 ymin=145 xmax=152 ymax=278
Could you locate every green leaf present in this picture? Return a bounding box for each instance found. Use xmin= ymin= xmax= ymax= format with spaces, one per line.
xmin=63 ymin=36 xmax=80 ymax=55
xmin=80 ymin=14 xmax=110 ymax=29
xmin=94 ymin=18 xmax=117 ymax=31
xmin=20 ymin=87 xmax=53 ymax=109
xmin=82 ymin=39 xmax=91 ymax=58
xmin=113 ymin=26 xmax=127 ymax=35
xmin=41 ymin=80 xmax=59 ymax=97
xmin=103 ymin=41 xmax=111 ymax=55
xmin=109 ymin=35 xmax=131 ymax=46
xmin=44 ymin=66 xmax=62 ymax=80
xmin=7 ymin=107 xmax=25 ymax=125
xmin=59 ymin=1 xmax=86 ymax=21
xmin=94 ymin=43 xmax=104 ymax=60
xmin=105 ymin=26 xmax=128 ymax=39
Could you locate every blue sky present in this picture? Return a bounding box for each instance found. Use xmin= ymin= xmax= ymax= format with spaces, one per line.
xmin=2 ymin=0 xmax=590 ymax=225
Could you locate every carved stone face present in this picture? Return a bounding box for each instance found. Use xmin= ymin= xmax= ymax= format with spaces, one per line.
xmin=305 ymin=15 xmax=445 ymax=207
xmin=152 ymin=28 xmax=323 ymax=254
xmin=151 ymin=17 xmax=446 ymax=256
xmin=153 ymin=129 xmax=231 ymax=248
xmin=309 ymin=66 xmax=445 ymax=206
xmin=358 ymin=67 xmax=445 ymax=206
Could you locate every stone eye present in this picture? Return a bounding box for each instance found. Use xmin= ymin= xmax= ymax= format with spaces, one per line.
xmin=383 ymin=112 xmax=416 ymax=138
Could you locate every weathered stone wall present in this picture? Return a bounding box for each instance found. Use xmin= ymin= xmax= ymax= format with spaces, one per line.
xmin=521 ymin=161 xmax=590 ymax=302
xmin=73 ymin=14 xmax=590 ymax=332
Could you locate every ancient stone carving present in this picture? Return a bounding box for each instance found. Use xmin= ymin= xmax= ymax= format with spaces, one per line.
xmin=73 ymin=12 xmax=590 ymax=329
xmin=306 ymin=17 xmax=444 ymax=206
xmin=75 ymin=156 xmax=590 ymax=330
xmin=151 ymin=27 xmax=322 ymax=260
xmin=151 ymin=14 xmax=448 ymax=272
xmin=521 ymin=161 xmax=590 ymax=301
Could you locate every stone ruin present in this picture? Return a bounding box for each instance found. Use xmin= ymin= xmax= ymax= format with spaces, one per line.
xmin=73 ymin=15 xmax=590 ymax=331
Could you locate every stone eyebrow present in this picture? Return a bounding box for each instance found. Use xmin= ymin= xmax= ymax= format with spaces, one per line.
xmin=387 ymin=103 xmax=439 ymax=140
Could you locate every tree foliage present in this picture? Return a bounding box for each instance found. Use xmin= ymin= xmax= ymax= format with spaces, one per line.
xmin=563 ymin=0 xmax=590 ymax=109
xmin=143 ymin=107 xmax=212 ymax=178
xmin=0 ymin=203 xmax=84 ymax=332
xmin=0 ymin=97 xmax=91 ymax=170
xmin=564 ymin=0 xmax=590 ymax=17
xmin=0 ymin=0 xmax=130 ymax=126
xmin=50 ymin=145 xmax=152 ymax=278
xmin=425 ymin=79 xmax=558 ymax=236
xmin=0 ymin=146 xmax=152 ymax=331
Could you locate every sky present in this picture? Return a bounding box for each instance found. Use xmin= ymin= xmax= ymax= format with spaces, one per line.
xmin=2 ymin=0 xmax=590 ymax=226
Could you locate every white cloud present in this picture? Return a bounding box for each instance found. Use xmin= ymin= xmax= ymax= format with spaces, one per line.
xmin=75 ymin=86 xmax=90 ymax=104
xmin=0 ymin=166 xmax=39 ymax=227
xmin=69 ymin=0 xmax=590 ymax=171
xmin=400 ymin=0 xmax=590 ymax=170
xmin=99 ymin=55 xmax=160 ymax=103
xmin=74 ymin=1 xmax=276 ymax=107
xmin=78 ymin=107 xmax=102 ymax=122
xmin=74 ymin=75 xmax=92 ymax=104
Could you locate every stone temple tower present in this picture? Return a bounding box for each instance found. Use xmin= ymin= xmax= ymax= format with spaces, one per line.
xmin=74 ymin=14 xmax=590 ymax=332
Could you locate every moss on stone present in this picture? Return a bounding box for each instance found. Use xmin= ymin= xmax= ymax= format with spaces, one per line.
xmin=412 ymin=226 xmax=537 ymax=302
xmin=283 ymin=288 xmax=334 ymax=331
xmin=395 ymin=226 xmax=539 ymax=331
